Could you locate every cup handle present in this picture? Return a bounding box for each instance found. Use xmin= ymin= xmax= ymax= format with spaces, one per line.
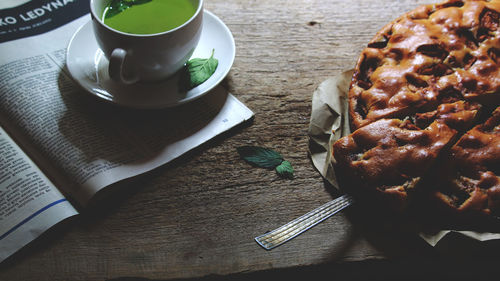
xmin=109 ymin=48 xmax=139 ymax=84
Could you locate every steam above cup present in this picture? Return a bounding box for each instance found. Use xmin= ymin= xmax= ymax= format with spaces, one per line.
xmin=90 ymin=0 xmax=203 ymax=84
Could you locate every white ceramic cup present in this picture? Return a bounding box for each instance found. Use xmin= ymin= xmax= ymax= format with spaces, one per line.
xmin=90 ymin=0 xmax=203 ymax=84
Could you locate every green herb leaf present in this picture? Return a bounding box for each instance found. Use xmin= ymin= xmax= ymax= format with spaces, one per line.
xmin=105 ymin=0 xmax=152 ymax=19
xmin=186 ymin=49 xmax=218 ymax=88
xmin=237 ymin=146 xmax=284 ymax=169
xmin=275 ymin=160 xmax=294 ymax=179
xmin=132 ymin=0 xmax=153 ymax=4
xmin=104 ymin=0 xmax=129 ymax=18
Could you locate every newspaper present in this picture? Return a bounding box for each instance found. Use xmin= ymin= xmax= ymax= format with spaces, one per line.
xmin=0 ymin=0 xmax=254 ymax=262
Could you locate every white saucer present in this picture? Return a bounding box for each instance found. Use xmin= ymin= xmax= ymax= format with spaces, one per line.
xmin=66 ymin=10 xmax=235 ymax=109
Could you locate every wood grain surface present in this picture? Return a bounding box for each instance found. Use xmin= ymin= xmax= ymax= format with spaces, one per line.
xmin=3 ymin=0 xmax=500 ymax=280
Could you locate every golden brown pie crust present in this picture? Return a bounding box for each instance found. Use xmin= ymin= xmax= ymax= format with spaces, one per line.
xmin=349 ymin=0 xmax=500 ymax=129
xmin=333 ymin=119 xmax=457 ymax=210
xmin=333 ymin=0 xmax=500 ymax=216
xmin=432 ymin=106 xmax=500 ymax=215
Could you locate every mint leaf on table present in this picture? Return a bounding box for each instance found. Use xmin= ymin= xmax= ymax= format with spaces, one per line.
xmin=237 ymin=146 xmax=283 ymax=168
xmin=237 ymin=146 xmax=294 ymax=179
xmin=186 ymin=49 xmax=218 ymax=88
xmin=276 ymin=160 xmax=294 ymax=179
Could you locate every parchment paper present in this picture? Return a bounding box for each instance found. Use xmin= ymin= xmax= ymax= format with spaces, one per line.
xmin=308 ymin=70 xmax=500 ymax=246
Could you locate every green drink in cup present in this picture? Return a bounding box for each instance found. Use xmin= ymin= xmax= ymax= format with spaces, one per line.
xmin=102 ymin=0 xmax=198 ymax=35
xmin=90 ymin=0 xmax=203 ymax=84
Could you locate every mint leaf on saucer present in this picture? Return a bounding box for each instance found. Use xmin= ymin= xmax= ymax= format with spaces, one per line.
xmin=237 ymin=146 xmax=295 ymax=179
xmin=186 ymin=49 xmax=218 ymax=88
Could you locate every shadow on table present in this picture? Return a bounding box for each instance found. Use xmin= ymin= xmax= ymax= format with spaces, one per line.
xmin=105 ymin=249 xmax=500 ymax=281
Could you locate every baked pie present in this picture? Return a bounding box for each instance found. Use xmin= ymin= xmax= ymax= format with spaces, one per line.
xmin=432 ymin=106 xmax=500 ymax=215
xmin=333 ymin=0 xmax=500 ymax=216
xmin=333 ymin=118 xmax=457 ymax=210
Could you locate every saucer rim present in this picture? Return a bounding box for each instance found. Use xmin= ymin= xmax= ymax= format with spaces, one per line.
xmin=66 ymin=10 xmax=235 ymax=109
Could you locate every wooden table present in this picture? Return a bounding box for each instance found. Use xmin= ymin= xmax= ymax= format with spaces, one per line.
xmin=3 ymin=0 xmax=500 ymax=280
